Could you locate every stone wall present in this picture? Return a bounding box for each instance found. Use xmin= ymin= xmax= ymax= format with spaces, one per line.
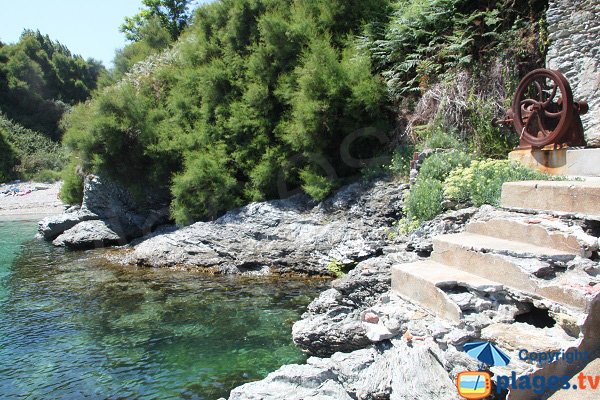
xmin=546 ymin=0 xmax=600 ymax=147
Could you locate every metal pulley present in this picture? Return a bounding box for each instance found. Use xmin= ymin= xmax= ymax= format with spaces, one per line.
xmin=493 ymin=68 xmax=588 ymax=149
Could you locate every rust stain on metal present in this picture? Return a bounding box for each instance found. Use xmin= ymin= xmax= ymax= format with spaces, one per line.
xmin=493 ymin=69 xmax=588 ymax=149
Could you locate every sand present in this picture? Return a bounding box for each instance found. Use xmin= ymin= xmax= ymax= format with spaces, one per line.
xmin=0 ymin=181 xmax=65 ymax=220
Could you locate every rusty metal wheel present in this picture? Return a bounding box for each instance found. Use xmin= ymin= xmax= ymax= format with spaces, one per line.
xmin=512 ymin=69 xmax=574 ymax=148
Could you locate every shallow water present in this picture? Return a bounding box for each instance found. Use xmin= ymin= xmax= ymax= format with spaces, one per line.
xmin=0 ymin=219 xmax=328 ymax=399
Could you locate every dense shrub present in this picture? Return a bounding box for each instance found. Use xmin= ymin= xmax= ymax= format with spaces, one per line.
xmin=0 ymin=128 xmax=16 ymax=182
xmin=403 ymin=177 xmax=444 ymax=223
xmin=398 ymin=155 xmax=562 ymax=233
xmin=367 ymin=0 xmax=547 ymax=98
xmin=0 ymin=114 xmax=66 ymax=179
xmin=444 ymin=159 xmax=562 ymax=207
xmin=63 ymin=0 xmax=393 ymax=224
xmin=59 ymin=159 xmax=84 ymax=205
xmin=170 ymin=146 xmax=240 ymax=224
xmin=418 ymin=150 xmax=472 ymax=182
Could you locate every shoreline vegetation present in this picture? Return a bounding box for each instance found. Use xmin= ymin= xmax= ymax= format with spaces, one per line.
xmin=4 ymin=0 xmax=598 ymax=399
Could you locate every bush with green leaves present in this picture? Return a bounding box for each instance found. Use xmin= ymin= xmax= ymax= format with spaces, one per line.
xmin=444 ymin=159 xmax=563 ymax=207
xmin=403 ymin=177 xmax=444 ymax=224
xmin=62 ymin=0 xmax=393 ymax=223
xmin=366 ymin=0 xmax=547 ymax=98
xmin=0 ymin=128 xmax=16 ymax=183
xmin=0 ymin=114 xmax=66 ymax=180
xmin=59 ymin=159 xmax=84 ymax=205
xmin=400 ymin=150 xmax=471 ymax=230
xmin=418 ymin=150 xmax=472 ymax=182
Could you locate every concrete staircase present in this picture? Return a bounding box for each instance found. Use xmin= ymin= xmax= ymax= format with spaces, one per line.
xmin=391 ymin=180 xmax=600 ymax=399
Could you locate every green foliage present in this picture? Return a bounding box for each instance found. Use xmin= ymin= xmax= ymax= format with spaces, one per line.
xmin=113 ymin=16 xmax=173 ymax=80
xmin=403 ymin=177 xmax=444 ymax=223
xmin=0 ymin=127 xmax=16 ymax=182
xmin=399 ymin=149 xmax=470 ymax=232
xmin=31 ymin=169 xmax=62 ymax=183
xmin=59 ymin=159 xmax=84 ymax=205
xmin=366 ymin=0 xmax=547 ymax=98
xmin=0 ymin=30 xmax=104 ymax=139
xmin=466 ymin=94 xmax=518 ymax=158
xmin=414 ymin=122 xmax=463 ymax=151
xmin=419 ymin=151 xmax=472 ymax=182
xmin=386 ymin=145 xmax=415 ymax=177
xmin=444 ymin=159 xmax=562 ymax=207
xmin=170 ymin=146 xmax=240 ymax=224
xmin=121 ymin=0 xmax=192 ymax=41
xmin=299 ymin=168 xmax=336 ymax=202
xmin=0 ymin=114 xmax=66 ymax=179
xmin=327 ymin=259 xmax=347 ymax=278
xmin=64 ymin=0 xmax=393 ymax=222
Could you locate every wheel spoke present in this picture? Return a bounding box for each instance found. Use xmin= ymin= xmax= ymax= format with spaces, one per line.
xmin=534 ymin=80 xmax=544 ymax=102
xmin=544 ymin=83 xmax=558 ymax=105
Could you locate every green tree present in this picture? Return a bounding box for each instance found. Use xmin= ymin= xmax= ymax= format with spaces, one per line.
xmin=121 ymin=0 xmax=193 ymax=41
xmin=113 ymin=16 xmax=173 ymax=79
xmin=0 ymin=30 xmax=105 ymax=139
xmin=63 ymin=0 xmax=393 ymax=223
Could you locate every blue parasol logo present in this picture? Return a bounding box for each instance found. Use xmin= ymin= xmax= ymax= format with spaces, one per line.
xmin=463 ymin=341 xmax=511 ymax=367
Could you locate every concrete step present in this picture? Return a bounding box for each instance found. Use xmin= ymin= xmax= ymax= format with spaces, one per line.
xmin=465 ymin=217 xmax=594 ymax=257
xmin=391 ymin=260 xmax=503 ymax=322
xmin=501 ymin=181 xmax=600 ymax=217
xmin=431 ymin=233 xmax=587 ymax=309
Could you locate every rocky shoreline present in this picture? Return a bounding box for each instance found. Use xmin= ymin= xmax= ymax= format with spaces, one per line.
xmin=37 ymin=175 xmax=600 ymax=399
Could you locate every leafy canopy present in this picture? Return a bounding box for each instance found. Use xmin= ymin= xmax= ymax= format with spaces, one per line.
xmin=63 ymin=0 xmax=393 ymax=222
xmin=121 ymin=0 xmax=193 ymax=41
xmin=0 ymin=30 xmax=104 ymax=139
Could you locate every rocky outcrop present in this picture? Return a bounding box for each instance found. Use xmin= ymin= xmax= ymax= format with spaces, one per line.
xmin=228 ymin=338 xmax=465 ymax=400
xmin=292 ymin=251 xmax=420 ymax=356
xmin=227 ymin=202 xmax=600 ymax=400
xmin=125 ymin=179 xmax=407 ymax=274
xmin=38 ymin=175 xmax=168 ymax=249
xmin=405 ymin=207 xmax=478 ymax=255
xmin=546 ymin=0 xmax=600 ymax=147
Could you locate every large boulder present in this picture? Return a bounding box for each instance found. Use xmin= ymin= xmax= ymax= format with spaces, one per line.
xmin=38 ymin=209 xmax=98 ymax=240
xmin=52 ymin=220 xmax=125 ymax=250
xmin=38 ymin=175 xmax=169 ymax=249
xmin=292 ymin=252 xmax=420 ymax=356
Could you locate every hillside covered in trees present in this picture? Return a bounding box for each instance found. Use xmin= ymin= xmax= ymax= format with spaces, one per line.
xmin=56 ymin=0 xmax=547 ymax=223
xmin=0 ymin=31 xmax=105 ymax=182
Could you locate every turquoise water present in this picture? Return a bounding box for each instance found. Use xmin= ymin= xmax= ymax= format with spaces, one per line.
xmin=0 ymin=219 xmax=328 ymax=399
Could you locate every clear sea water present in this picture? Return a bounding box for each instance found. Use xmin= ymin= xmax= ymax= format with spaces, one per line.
xmin=0 ymin=218 xmax=328 ymax=399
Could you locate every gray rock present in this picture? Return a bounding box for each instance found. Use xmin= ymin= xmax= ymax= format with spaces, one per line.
xmin=406 ymin=207 xmax=478 ymax=254
xmin=228 ymin=340 xmax=459 ymax=400
xmin=228 ymin=364 xmax=349 ymax=400
xmin=52 ymin=220 xmax=125 ymax=250
xmin=292 ymin=256 xmax=411 ymax=356
xmin=38 ymin=174 xmax=169 ymax=248
xmin=126 ymin=178 xmax=406 ymax=274
xmin=38 ymin=210 xmax=98 ymax=240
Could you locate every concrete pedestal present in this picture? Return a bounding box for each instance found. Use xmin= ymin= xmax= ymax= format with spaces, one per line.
xmin=509 ymin=148 xmax=600 ymax=177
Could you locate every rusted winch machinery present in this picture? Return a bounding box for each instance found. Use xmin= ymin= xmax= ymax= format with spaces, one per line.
xmin=493 ymin=68 xmax=588 ymax=149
